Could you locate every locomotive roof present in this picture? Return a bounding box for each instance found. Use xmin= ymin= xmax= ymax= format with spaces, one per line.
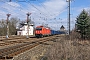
xmin=36 ymin=26 xmax=50 ymax=29
xmin=20 ymin=23 xmax=34 ymax=26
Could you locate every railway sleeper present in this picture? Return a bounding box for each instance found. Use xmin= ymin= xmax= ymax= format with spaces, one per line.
xmin=0 ymin=56 xmax=13 ymax=59
xmin=3 ymin=44 xmax=39 ymax=59
xmin=0 ymin=44 xmax=31 ymax=57
xmin=0 ymin=37 xmax=56 ymax=59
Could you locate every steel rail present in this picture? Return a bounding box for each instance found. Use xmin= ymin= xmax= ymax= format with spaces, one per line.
xmin=0 ymin=35 xmax=59 ymax=59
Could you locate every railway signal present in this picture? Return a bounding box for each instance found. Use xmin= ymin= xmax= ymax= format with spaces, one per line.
xmin=6 ymin=14 xmax=11 ymax=39
xmin=26 ymin=12 xmax=31 ymax=39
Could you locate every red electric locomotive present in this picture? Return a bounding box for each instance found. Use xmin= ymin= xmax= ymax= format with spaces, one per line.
xmin=35 ymin=26 xmax=51 ymax=37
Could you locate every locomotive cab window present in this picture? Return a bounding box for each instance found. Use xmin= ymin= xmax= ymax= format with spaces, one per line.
xmin=36 ymin=28 xmax=42 ymax=30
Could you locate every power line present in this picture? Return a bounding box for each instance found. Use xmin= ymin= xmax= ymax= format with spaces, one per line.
xmin=36 ymin=0 xmax=51 ymax=15
xmin=16 ymin=0 xmax=49 ymax=19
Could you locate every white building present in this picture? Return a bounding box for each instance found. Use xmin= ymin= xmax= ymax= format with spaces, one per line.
xmin=17 ymin=23 xmax=34 ymax=36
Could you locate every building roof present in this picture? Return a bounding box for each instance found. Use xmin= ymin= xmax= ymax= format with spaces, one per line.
xmin=20 ymin=23 xmax=34 ymax=26
xmin=60 ymin=25 xmax=65 ymax=29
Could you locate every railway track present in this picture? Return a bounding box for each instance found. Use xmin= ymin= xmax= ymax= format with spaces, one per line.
xmin=0 ymin=35 xmax=58 ymax=59
xmin=0 ymin=35 xmax=31 ymax=41
xmin=0 ymin=36 xmax=36 ymax=46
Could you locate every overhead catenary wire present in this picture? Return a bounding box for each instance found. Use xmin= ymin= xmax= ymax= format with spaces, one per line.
xmin=36 ymin=0 xmax=52 ymax=16
xmin=25 ymin=0 xmax=58 ymax=19
xmin=0 ymin=0 xmax=33 ymax=16
xmin=0 ymin=1 xmax=25 ymax=17
xmin=28 ymin=2 xmax=48 ymax=18
xmin=0 ymin=0 xmax=68 ymax=20
xmin=0 ymin=0 xmax=68 ymax=30
xmin=15 ymin=0 xmax=49 ymax=25
xmin=15 ymin=0 xmax=50 ymax=22
xmin=7 ymin=0 xmax=67 ymax=21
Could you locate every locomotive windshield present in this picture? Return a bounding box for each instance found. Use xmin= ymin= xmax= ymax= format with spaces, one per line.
xmin=36 ymin=28 xmax=42 ymax=30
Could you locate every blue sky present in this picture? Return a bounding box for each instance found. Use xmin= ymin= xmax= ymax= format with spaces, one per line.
xmin=0 ymin=0 xmax=90 ymax=30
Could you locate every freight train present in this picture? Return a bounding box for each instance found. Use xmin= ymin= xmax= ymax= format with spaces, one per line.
xmin=35 ymin=26 xmax=65 ymax=38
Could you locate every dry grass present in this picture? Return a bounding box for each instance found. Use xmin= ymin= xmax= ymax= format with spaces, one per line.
xmin=45 ymin=35 xmax=90 ymax=60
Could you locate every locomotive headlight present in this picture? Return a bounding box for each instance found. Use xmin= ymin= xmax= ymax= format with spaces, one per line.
xmin=40 ymin=31 xmax=42 ymax=33
xmin=36 ymin=31 xmax=37 ymax=33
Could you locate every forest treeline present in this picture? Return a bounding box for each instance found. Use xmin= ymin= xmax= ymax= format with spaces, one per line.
xmin=0 ymin=17 xmax=19 ymax=36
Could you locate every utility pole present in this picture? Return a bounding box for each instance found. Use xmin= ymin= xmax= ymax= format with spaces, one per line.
xmin=66 ymin=0 xmax=71 ymax=35
xmin=26 ymin=12 xmax=31 ymax=39
xmin=6 ymin=14 xmax=11 ymax=39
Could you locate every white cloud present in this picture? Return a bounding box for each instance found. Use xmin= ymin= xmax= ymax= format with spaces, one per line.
xmin=40 ymin=0 xmax=67 ymax=18
xmin=0 ymin=0 xmax=68 ymax=30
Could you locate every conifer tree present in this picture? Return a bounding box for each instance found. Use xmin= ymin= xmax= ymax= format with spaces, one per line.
xmin=76 ymin=9 xmax=90 ymax=39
